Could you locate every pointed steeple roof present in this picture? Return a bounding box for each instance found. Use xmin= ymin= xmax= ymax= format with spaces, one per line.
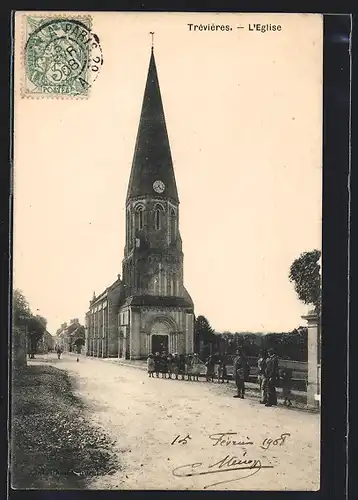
xmin=126 ymin=48 xmax=179 ymax=203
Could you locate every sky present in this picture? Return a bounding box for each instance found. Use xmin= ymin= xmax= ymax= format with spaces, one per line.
xmin=13 ymin=12 xmax=323 ymax=334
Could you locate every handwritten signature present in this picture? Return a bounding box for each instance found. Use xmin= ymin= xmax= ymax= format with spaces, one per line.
xmin=172 ymin=453 xmax=274 ymax=489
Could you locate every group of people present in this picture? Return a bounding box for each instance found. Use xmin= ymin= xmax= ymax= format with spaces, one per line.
xmin=256 ymin=348 xmax=292 ymax=406
xmin=147 ymin=348 xmax=293 ymax=407
xmin=147 ymin=352 xmax=233 ymax=383
xmin=147 ymin=352 xmax=202 ymax=380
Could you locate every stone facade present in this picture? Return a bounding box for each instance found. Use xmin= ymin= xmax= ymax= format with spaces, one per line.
xmin=85 ymin=277 xmax=122 ymax=358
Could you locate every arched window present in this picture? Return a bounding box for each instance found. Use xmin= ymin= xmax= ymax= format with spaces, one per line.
xmin=126 ymin=209 xmax=130 ymax=244
xmin=154 ymin=204 xmax=164 ymax=230
xmin=135 ymin=205 xmax=144 ymax=231
xmin=170 ymin=208 xmax=177 ymax=241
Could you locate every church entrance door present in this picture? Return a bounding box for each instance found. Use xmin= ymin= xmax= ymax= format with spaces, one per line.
xmin=151 ymin=334 xmax=168 ymax=355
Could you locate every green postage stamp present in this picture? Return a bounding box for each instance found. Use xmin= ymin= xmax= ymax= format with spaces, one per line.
xmin=23 ymin=16 xmax=103 ymax=97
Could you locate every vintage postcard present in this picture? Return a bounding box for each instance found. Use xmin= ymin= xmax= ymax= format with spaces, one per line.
xmin=11 ymin=11 xmax=322 ymax=491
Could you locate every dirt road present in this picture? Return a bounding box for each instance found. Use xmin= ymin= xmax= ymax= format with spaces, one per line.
xmin=39 ymin=354 xmax=320 ymax=491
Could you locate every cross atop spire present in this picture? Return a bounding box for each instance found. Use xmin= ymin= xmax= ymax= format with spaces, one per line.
xmin=149 ymin=31 xmax=155 ymax=50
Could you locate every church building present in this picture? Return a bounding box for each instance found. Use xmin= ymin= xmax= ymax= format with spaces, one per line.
xmin=85 ymin=46 xmax=195 ymax=360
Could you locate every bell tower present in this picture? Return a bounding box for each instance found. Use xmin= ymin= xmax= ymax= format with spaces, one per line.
xmin=123 ymin=47 xmax=185 ymax=299
xmin=119 ymin=44 xmax=194 ymax=360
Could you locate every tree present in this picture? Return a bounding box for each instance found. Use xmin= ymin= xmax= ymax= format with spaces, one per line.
xmin=13 ymin=289 xmax=47 ymax=359
xmin=13 ymin=289 xmax=32 ymax=325
xmin=26 ymin=316 xmax=46 ymax=359
xmin=194 ymin=315 xmax=215 ymax=358
xmin=289 ymin=250 xmax=321 ymax=314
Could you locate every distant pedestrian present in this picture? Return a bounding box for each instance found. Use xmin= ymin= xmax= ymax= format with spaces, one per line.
xmin=154 ymin=352 xmax=161 ymax=378
xmin=257 ymin=349 xmax=267 ymax=403
xmin=76 ymin=343 xmax=81 ymax=362
xmin=205 ymin=355 xmax=215 ymax=382
xmin=232 ymin=349 xmax=249 ymax=399
xmin=147 ymin=354 xmax=155 ymax=377
xmin=56 ymin=345 xmax=63 ymax=359
xmin=280 ymin=368 xmax=293 ymax=406
xmin=264 ymin=348 xmax=280 ymax=407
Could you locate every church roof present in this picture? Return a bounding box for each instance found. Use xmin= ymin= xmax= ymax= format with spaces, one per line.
xmin=126 ymin=48 xmax=179 ymax=203
xmin=121 ymin=295 xmax=193 ymax=310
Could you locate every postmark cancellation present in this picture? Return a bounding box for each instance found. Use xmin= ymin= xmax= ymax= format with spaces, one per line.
xmin=20 ymin=15 xmax=103 ymax=98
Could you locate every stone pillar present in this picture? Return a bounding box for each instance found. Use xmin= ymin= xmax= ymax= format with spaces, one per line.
xmin=185 ymin=313 xmax=194 ymax=354
xmin=146 ymin=333 xmax=151 ymax=356
xmin=302 ymin=309 xmax=320 ymax=408
xmin=130 ymin=309 xmax=141 ymax=359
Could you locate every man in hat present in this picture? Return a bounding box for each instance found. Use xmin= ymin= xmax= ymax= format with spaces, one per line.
xmin=264 ymin=348 xmax=280 ymax=406
xmin=232 ymin=348 xmax=249 ymax=399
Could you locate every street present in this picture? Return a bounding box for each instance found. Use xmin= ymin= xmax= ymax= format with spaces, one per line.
xmin=33 ymin=353 xmax=320 ymax=491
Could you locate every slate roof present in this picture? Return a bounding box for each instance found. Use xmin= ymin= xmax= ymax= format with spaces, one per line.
xmin=121 ymin=294 xmax=193 ymax=309
xmin=126 ymin=48 xmax=179 ymax=203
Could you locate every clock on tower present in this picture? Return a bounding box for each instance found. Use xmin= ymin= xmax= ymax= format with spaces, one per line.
xmin=153 ymin=180 xmax=165 ymax=193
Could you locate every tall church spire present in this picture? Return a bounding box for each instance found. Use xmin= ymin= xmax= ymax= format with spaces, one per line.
xmin=126 ymin=48 xmax=179 ymax=203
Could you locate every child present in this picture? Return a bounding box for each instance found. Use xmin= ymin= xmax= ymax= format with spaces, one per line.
xmin=147 ymin=354 xmax=155 ymax=377
xmin=218 ymin=359 xmax=229 ymax=383
xmin=161 ymin=352 xmax=168 ymax=379
xmin=167 ymin=354 xmax=173 ymax=379
xmin=172 ymin=353 xmax=180 ymax=379
xmin=178 ymin=354 xmax=186 ymax=380
xmin=280 ymin=368 xmax=292 ymax=406
xmin=186 ymin=355 xmax=193 ymax=381
xmin=154 ymin=352 xmax=161 ymax=378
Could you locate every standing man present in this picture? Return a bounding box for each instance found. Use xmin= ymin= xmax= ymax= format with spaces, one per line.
xmin=264 ymin=348 xmax=280 ymax=407
xmin=257 ymin=349 xmax=267 ymax=403
xmin=232 ymin=348 xmax=249 ymax=399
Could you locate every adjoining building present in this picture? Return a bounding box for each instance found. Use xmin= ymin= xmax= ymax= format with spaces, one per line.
xmin=55 ymin=319 xmax=85 ymax=352
xmin=37 ymin=330 xmax=55 ymax=354
xmin=86 ymin=46 xmax=194 ymax=360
